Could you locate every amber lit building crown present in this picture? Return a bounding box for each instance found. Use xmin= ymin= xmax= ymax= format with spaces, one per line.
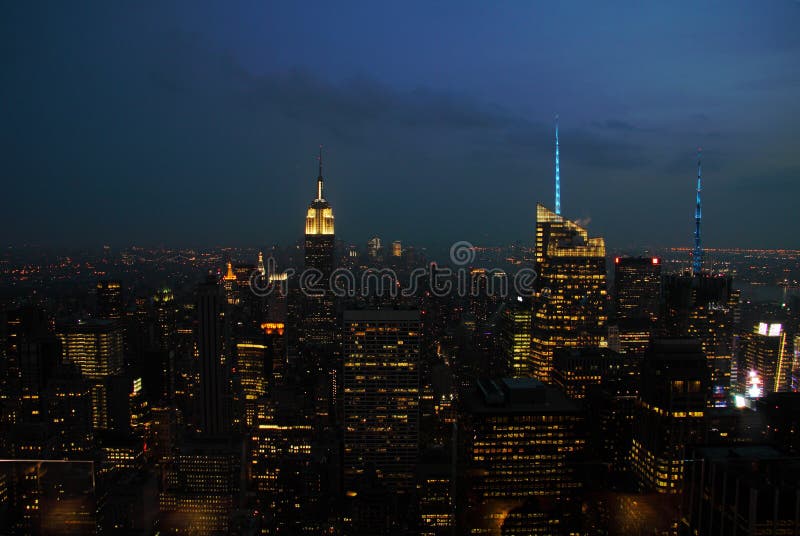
xmin=305 ymin=173 xmax=335 ymax=235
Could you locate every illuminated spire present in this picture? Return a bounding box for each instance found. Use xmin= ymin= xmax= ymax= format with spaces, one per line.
xmin=692 ymin=147 xmax=703 ymax=276
xmin=554 ymin=115 xmax=561 ymax=215
xmin=317 ymin=145 xmax=324 ymax=200
xmin=306 ymin=146 xmax=335 ymax=235
xmin=223 ymin=260 xmax=236 ymax=281
xmin=257 ymin=252 xmax=265 ymax=276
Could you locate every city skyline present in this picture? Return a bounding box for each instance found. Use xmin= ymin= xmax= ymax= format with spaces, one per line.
xmin=2 ymin=3 xmax=800 ymax=249
xmin=4 ymin=4 xmax=800 ymax=535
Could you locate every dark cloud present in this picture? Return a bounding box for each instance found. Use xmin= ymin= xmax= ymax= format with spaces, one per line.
xmin=593 ymin=119 xmax=642 ymax=132
xmin=729 ymin=168 xmax=800 ymax=193
xmin=0 ymin=3 xmax=798 ymax=249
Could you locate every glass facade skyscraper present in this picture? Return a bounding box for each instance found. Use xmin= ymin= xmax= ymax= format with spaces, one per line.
xmin=531 ymin=204 xmax=608 ymax=382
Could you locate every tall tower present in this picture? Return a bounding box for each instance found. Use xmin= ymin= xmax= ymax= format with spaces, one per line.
xmin=196 ymin=274 xmax=231 ymax=436
xmin=96 ymin=279 xmax=123 ymax=320
xmin=342 ymin=309 xmax=420 ymax=493
xmin=554 ymin=115 xmax=561 ymax=215
xmin=303 ymin=147 xmax=336 ymax=346
xmin=58 ymin=320 xmax=124 ymax=431
xmin=531 ymin=204 xmax=608 ymax=382
xmin=460 ymin=378 xmax=584 ymax=532
xmin=740 ymin=322 xmax=789 ymax=396
xmin=692 ymin=148 xmax=703 ymax=276
xmin=631 ymin=339 xmax=708 ymax=494
xmin=614 ymin=257 xmax=662 ymax=323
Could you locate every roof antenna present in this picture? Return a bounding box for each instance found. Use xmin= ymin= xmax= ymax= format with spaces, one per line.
xmin=316 ymin=145 xmax=324 ymax=200
xmin=692 ymin=147 xmax=703 ymax=276
xmin=554 ymin=115 xmax=561 ymax=215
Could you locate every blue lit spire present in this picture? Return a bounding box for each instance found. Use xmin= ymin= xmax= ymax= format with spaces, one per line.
xmin=554 ymin=115 xmax=561 ymax=215
xmin=692 ymin=148 xmax=703 ymax=276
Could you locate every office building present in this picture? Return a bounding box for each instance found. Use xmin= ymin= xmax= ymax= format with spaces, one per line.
xmin=531 ymin=204 xmax=608 ymax=382
xmin=682 ymin=445 xmax=800 ymax=535
xmin=57 ymin=320 xmax=124 ymax=431
xmin=235 ymin=332 xmax=268 ymax=428
xmin=497 ymin=298 xmax=533 ymax=377
xmin=739 ymin=322 xmax=789 ymax=397
xmin=159 ymin=437 xmax=242 ymax=534
xmin=630 ymin=339 xmax=708 ymax=494
xmin=460 ymin=377 xmax=585 ymax=533
xmin=196 ymin=275 xmax=231 ymax=436
xmin=342 ymin=309 xmax=421 ymax=493
xmin=662 ymin=273 xmax=737 ymax=406
xmin=551 ymin=347 xmax=638 ymax=401
xmin=96 ymin=279 xmax=123 ymax=320
xmin=614 ymin=256 xmax=661 ymax=323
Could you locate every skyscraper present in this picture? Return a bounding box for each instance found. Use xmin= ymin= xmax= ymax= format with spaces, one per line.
xmin=460 ymin=377 xmax=585 ymax=533
xmin=13 ymin=309 xmax=60 ymax=425
xmin=531 ymin=204 xmax=608 ymax=382
xmin=222 ymin=261 xmax=239 ymax=305
xmin=614 ymin=256 xmax=661 ymax=323
xmin=342 ymin=309 xmax=420 ymax=493
xmin=57 ymin=319 xmax=124 ymax=431
xmin=159 ymin=436 xmax=242 ymax=534
xmin=367 ymin=237 xmax=382 ymax=259
xmin=497 ymin=298 xmax=533 ymax=377
xmin=662 ymin=274 xmax=737 ymax=406
xmin=739 ymin=322 xmax=789 ymax=397
xmin=682 ymin=445 xmax=800 ymax=535
xmin=660 ymin=151 xmax=738 ymax=406
xmin=630 ymin=339 xmax=708 ymax=494
xmin=303 ymin=148 xmax=336 ymax=346
xmin=196 ymin=274 xmax=231 ymax=436
xmin=235 ymin=331 xmax=268 ymax=428
xmin=551 ymin=347 xmax=638 ymax=401
xmin=96 ymin=280 xmax=123 ymax=320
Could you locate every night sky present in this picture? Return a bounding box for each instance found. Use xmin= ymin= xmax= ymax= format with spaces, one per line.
xmin=2 ymin=2 xmax=799 ymax=249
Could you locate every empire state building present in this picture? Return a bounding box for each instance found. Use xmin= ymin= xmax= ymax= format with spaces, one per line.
xmin=303 ymin=150 xmax=336 ymax=345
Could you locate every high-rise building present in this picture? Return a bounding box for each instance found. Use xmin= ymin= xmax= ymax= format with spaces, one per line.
xmin=661 ymin=153 xmax=739 ymax=406
xmin=16 ymin=319 xmax=60 ymax=425
xmin=416 ymin=448 xmax=455 ymax=536
xmin=196 ymin=275 xmax=231 ymax=436
xmin=152 ymin=287 xmax=177 ymax=351
xmin=614 ymin=256 xmax=661 ymax=323
xmin=392 ymin=240 xmax=402 ymax=257
xmin=248 ymin=400 xmax=316 ymax=533
xmin=342 ymin=309 xmax=420 ymax=493
xmin=608 ymin=318 xmax=652 ymax=357
xmin=222 ymin=261 xmax=239 ymax=305
xmin=57 ymin=320 xmax=124 ymax=431
xmin=367 ymin=237 xmax=382 ymax=259
xmin=531 ymin=204 xmax=608 ymax=382
xmin=497 ymin=298 xmax=533 ymax=377
xmin=96 ymin=279 xmax=123 ymax=320
xmin=793 ymin=334 xmax=800 ymax=392
xmin=159 ymin=436 xmax=242 ymax=534
xmin=235 ymin=332 xmax=267 ymax=428
xmin=551 ymin=347 xmax=638 ymax=401
xmin=682 ymin=445 xmax=800 ymax=535
xmin=739 ymin=322 xmax=789 ymax=397
xmin=44 ymin=364 xmax=94 ymax=458
xmin=459 ymin=377 xmax=585 ymax=533
xmin=662 ymin=273 xmax=737 ymax=406
xmin=755 ymin=392 xmax=800 ymax=455
xmin=630 ymin=339 xmax=708 ymax=494
xmin=303 ymin=149 xmax=336 ymax=346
